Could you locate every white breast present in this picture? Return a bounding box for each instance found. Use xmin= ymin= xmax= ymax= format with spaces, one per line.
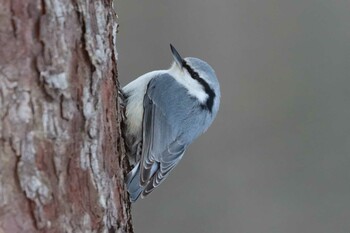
xmin=123 ymin=70 xmax=166 ymax=136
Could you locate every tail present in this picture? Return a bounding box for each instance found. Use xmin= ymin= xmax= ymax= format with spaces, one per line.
xmin=126 ymin=162 xmax=143 ymax=202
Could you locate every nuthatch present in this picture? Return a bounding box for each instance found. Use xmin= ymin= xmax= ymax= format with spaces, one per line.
xmin=123 ymin=44 xmax=220 ymax=202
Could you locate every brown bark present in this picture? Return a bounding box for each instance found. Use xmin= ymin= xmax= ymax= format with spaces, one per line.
xmin=0 ymin=0 xmax=133 ymax=232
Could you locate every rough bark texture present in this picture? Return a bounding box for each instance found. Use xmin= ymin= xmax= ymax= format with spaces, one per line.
xmin=0 ymin=0 xmax=133 ymax=232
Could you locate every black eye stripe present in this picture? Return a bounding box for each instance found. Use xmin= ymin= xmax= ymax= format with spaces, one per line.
xmin=182 ymin=61 xmax=215 ymax=112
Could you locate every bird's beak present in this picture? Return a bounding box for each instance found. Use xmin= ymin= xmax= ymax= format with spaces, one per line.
xmin=170 ymin=44 xmax=184 ymax=68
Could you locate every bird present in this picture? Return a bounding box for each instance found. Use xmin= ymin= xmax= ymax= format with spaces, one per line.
xmin=123 ymin=44 xmax=220 ymax=202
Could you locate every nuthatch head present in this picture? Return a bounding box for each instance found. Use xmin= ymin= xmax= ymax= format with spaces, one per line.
xmin=123 ymin=44 xmax=220 ymax=202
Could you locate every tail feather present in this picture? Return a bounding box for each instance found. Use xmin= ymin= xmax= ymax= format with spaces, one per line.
xmin=126 ymin=163 xmax=143 ymax=202
xmin=126 ymin=162 xmax=160 ymax=202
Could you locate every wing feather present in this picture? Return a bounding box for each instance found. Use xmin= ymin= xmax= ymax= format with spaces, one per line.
xmin=139 ymin=81 xmax=187 ymax=196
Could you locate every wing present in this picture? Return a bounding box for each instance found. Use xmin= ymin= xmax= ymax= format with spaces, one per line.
xmin=139 ymin=78 xmax=188 ymax=197
xmin=143 ymin=141 xmax=185 ymax=196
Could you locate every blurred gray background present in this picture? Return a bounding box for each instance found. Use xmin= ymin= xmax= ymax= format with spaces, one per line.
xmin=116 ymin=0 xmax=350 ymax=232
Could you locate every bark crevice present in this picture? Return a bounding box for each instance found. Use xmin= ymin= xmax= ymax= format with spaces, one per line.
xmin=0 ymin=0 xmax=133 ymax=232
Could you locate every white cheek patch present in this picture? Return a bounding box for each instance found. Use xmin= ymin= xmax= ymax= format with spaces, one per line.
xmin=168 ymin=64 xmax=208 ymax=103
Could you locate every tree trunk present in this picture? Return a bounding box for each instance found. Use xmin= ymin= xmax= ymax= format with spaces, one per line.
xmin=0 ymin=0 xmax=133 ymax=232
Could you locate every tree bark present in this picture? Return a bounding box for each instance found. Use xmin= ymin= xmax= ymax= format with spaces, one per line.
xmin=0 ymin=0 xmax=133 ymax=232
